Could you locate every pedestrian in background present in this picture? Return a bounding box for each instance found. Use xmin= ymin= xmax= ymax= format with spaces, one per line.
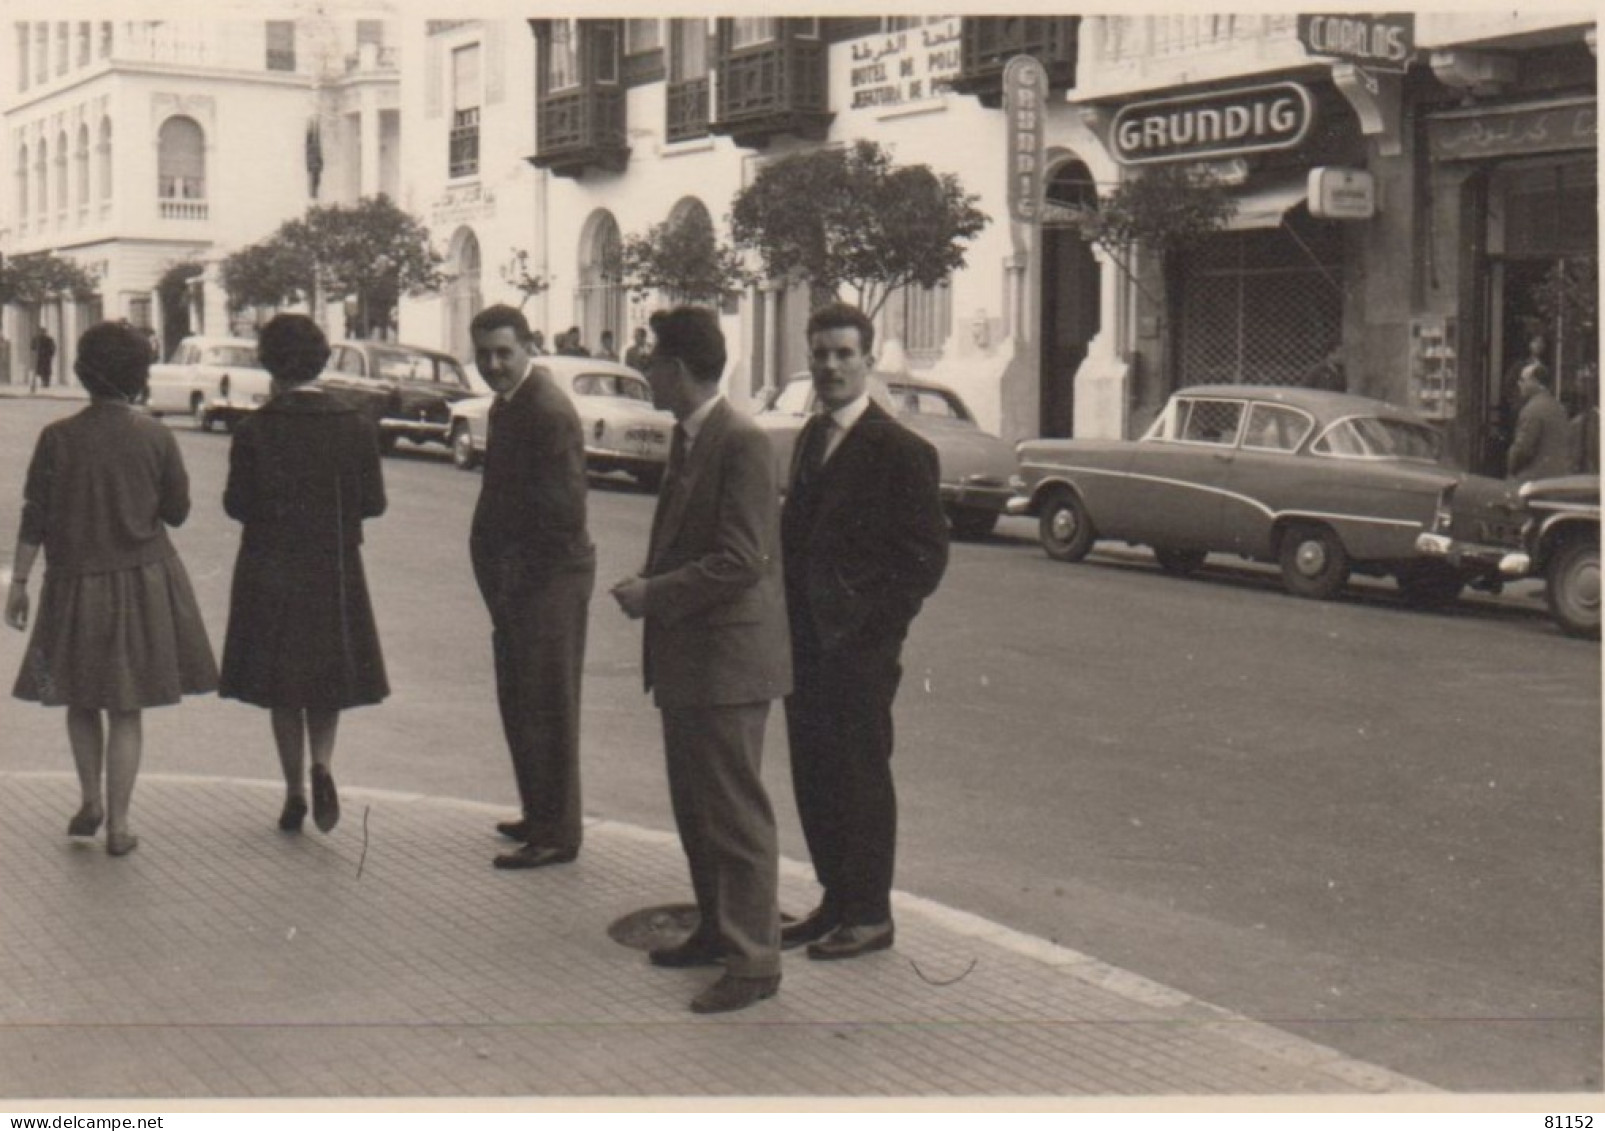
xmin=5 ymin=322 xmax=218 ymax=856
xmin=1507 ymin=361 xmax=1574 ymax=483
xmin=469 ymin=305 xmax=596 ymax=870
xmin=624 ymin=327 xmax=652 ymax=373
xmin=779 ymin=302 xmax=949 ymax=961
xmin=557 ymin=327 xmax=590 ymax=358
xmin=612 ymin=306 xmax=790 ymax=1014
xmin=218 ymin=314 xmax=389 ymax=835
xmin=0 ymin=328 xmax=11 ymax=386
xmin=1303 ymin=347 xmax=1347 ymax=393
xmin=31 ymin=327 xmax=56 ymax=392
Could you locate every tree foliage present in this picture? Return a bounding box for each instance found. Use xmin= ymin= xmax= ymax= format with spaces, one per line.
xmin=729 ymin=140 xmax=988 ymax=318
xmin=0 ymin=252 xmax=99 ymax=305
xmin=1065 ymin=164 xmax=1235 ymax=260
xmin=219 ymin=195 xmax=444 ymax=338
xmin=614 ymin=207 xmax=748 ymax=305
xmin=500 ymin=248 xmax=550 ymax=311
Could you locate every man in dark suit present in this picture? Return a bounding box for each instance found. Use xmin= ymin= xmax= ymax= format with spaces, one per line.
xmin=612 ymin=306 xmax=790 ymax=1013
xmin=780 ymin=302 xmax=949 ymax=961
xmin=1507 ymin=361 xmax=1574 ymax=482
xmin=469 ymin=305 xmax=596 ymax=870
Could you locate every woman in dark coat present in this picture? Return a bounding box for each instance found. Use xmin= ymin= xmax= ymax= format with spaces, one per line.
xmin=6 ymin=322 xmax=218 ymax=856
xmin=219 ymin=314 xmax=388 ymax=834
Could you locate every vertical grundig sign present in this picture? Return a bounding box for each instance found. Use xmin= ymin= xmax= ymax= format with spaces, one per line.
xmin=1004 ymin=53 xmax=1048 ymax=222
xmin=1112 ymin=82 xmax=1314 ymax=166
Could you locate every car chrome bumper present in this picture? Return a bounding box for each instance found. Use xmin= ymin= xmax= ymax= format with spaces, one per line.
xmin=1414 ymin=532 xmax=1531 ymax=576
xmin=940 ymin=482 xmax=1013 ymax=513
xmin=379 ymin=418 xmax=450 ymax=437
xmin=1004 ymin=495 xmax=1032 ymax=517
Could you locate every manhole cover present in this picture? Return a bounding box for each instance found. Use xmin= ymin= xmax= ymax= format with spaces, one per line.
xmin=608 ymin=904 xmax=700 ymax=950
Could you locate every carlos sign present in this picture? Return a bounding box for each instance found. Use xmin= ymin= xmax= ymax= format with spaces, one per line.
xmin=1111 ymin=82 xmax=1313 ymax=166
xmin=1297 ymin=13 xmax=1415 ymax=74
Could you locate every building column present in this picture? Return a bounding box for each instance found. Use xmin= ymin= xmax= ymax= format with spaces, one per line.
xmin=360 ymin=88 xmax=381 ymax=198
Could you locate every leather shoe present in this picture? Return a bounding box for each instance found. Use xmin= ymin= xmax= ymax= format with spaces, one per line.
xmin=493 ymin=843 xmax=578 ymax=870
xmin=780 ymin=906 xmax=839 ymax=949
xmin=495 ymin=817 xmax=534 ymax=842
xmin=649 ymin=936 xmax=726 ymax=968
xmin=67 ymin=804 xmax=104 ymax=838
xmin=278 ymin=796 xmax=308 ymax=832
xmin=310 ymin=765 xmax=339 ymax=833
xmin=690 ymin=973 xmax=779 ymax=1014
xmin=806 ymin=921 xmax=894 ymax=961
xmin=106 ymin=831 xmax=140 ymax=857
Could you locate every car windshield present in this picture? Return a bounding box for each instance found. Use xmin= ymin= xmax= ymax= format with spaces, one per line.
xmin=888 ymin=383 xmax=971 ymax=422
xmin=208 ymin=347 xmax=265 ymax=369
xmin=372 ymin=349 xmax=432 ymax=382
xmin=574 ymin=372 xmax=652 ymax=401
xmin=1314 ymin=416 xmax=1443 ymax=461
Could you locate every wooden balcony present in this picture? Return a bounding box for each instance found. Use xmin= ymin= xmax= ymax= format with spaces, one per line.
xmin=666 ymin=77 xmax=711 ymax=143
xmin=711 ymin=39 xmax=833 ymax=149
xmin=949 ymin=17 xmax=1079 ymax=109
xmin=530 ymin=87 xmax=630 ymax=179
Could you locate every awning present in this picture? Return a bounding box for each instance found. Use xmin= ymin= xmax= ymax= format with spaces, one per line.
xmin=1222 ymin=178 xmax=1308 ymax=231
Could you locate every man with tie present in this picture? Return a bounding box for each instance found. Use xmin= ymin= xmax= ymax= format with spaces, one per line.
xmin=469 ymin=305 xmax=596 ymax=870
xmin=611 ymin=305 xmax=791 ymax=1014
xmin=780 ymin=302 xmax=949 ymax=961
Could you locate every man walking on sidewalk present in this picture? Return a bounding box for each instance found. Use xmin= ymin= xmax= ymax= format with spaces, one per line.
xmin=780 ymin=302 xmax=948 ymax=961
xmin=469 ymin=305 xmax=596 ymax=870
xmin=612 ymin=305 xmax=790 ymax=1014
xmin=30 ymin=327 xmax=55 ymax=392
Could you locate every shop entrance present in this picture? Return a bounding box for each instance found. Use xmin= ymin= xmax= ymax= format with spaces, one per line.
xmin=1039 ymin=160 xmax=1100 ymax=438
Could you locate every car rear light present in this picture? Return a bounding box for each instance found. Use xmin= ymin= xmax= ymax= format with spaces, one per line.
xmin=594 ymin=419 xmax=606 ymax=441
xmin=219 ymin=373 xmax=230 ymax=399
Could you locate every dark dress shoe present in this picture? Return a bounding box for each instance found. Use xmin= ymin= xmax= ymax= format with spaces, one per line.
xmin=806 ymin=921 xmax=894 ymax=961
xmin=495 ymin=817 xmax=534 ymax=842
xmin=780 ymin=906 xmax=839 ymax=949
xmin=649 ymin=936 xmax=726 ymax=968
xmin=690 ymin=973 xmax=780 ymax=1014
xmin=278 ymin=796 xmax=308 ymax=832
xmin=67 ymin=805 xmax=104 ymax=838
xmin=310 ymin=765 xmax=340 ymax=833
xmin=493 ymin=844 xmax=578 ymax=870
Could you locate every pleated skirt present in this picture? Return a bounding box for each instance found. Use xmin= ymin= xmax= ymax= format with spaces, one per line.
xmin=13 ymin=555 xmax=219 ymax=710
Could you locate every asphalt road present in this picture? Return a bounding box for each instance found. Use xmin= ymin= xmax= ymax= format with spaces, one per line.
xmin=0 ymin=398 xmax=1598 ymax=1093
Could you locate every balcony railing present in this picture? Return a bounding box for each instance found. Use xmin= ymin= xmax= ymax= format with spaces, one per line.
xmin=159 ymin=198 xmax=208 ymax=220
xmin=712 ymin=38 xmax=832 ymax=148
xmin=531 ymin=87 xmax=629 ymax=178
xmin=666 ymin=77 xmax=710 ymax=142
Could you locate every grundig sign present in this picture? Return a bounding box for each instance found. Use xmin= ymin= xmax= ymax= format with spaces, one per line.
xmin=1112 ymin=82 xmax=1314 ymax=166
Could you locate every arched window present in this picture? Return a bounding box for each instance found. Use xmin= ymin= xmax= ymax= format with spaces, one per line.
xmin=444 ymin=227 xmax=483 ymax=358
xmin=16 ymin=144 xmax=28 ymax=222
xmin=97 ymin=117 xmax=111 ymax=202
xmin=577 ymin=211 xmax=623 ymax=354
xmin=74 ymin=124 xmax=88 ymax=212
xmin=157 ymin=115 xmax=205 ymax=200
xmin=54 ymin=130 xmax=67 ymax=211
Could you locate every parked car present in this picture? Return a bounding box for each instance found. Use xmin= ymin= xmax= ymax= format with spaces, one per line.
xmin=754 ymin=373 xmax=1015 ymax=539
xmin=1416 ymin=473 xmax=1600 ymax=637
xmin=448 ymin=356 xmax=675 ymax=488
xmin=145 ymin=336 xmax=269 ymax=423
xmin=1008 ymin=384 xmax=1512 ymax=604
xmin=319 ymin=340 xmax=485 ymax=453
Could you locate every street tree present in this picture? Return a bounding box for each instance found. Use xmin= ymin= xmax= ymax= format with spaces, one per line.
xmin=155 ymin=262 xmax=205 ymax=352
xmin=221 ymin=240 xmax=314 ymax=319
xmin=500 ymin=248 xmax=550 ymax=312
xmin=0 ymin=252 xmax=98 ymax=306
xmin=729 ymin=139 xmax=988 ymax=318
xmin=614 ymin=206 xmax=748 ymax=306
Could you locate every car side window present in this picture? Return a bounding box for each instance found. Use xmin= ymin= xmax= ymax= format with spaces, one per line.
xmin=1176 ymin=399 xmax=1244 ymax=446
xmin=770 ymin=381 xmax=813 ymax=416
xmin=438 ymin=359 xmax=469 ymax=388
xmin=619 ymin=376 xmax=652 ymax=402
xmin=330 ymin=347 xmax=365 ymax=376
xmin=1242 ymin=404 xmax=1313 ymax=453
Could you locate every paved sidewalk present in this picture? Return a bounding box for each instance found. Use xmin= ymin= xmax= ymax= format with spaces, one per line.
xmin=0 ymin=771 xmax=1433 ymax=1100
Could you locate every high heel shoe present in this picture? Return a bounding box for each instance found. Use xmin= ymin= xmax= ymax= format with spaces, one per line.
xmin=106 ymin=831 xmax=139 ymax=857
xmin=67 ymin=805 xmax=104 ymax=838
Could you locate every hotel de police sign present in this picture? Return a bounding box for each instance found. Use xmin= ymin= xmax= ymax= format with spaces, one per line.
xmin=1111 ymin=82 xmax=1314 ymax=166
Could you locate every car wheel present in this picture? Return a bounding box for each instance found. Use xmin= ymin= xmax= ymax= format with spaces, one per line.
xmin=1546 ymin=537 xmax=1600 ymax=639
xmin=222 ymin=415 xmax=238 ymax=434
xmin=450 ymin=421 xmax=479 ymax=470
xmin=1039 ymin=489 xmax=1095 ymax=563
xmin=188 ymin=392 xmax=204 ymax=417
xmin=1396 ymin=565 xmax=1464 ymax=608
xmin=199 ymin=412 xmax=217 ymax=433
xmin=1278 ymin=523 xmax=1349 ymax=599
xmin=949 ymin=507 xmax=999 ymax=541
xmin=1153 ymin=547 xmax=1207 ymax=575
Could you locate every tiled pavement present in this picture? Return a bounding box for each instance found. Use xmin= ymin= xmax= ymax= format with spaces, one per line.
xmin=0 ymin=772 xmax=1434 ymax=1100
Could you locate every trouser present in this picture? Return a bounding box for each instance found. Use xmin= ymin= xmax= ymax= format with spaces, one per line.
xmin=661 ymin=701 xmax=780 ymax=977
xmin=785 ymin=628 xmax=904 ymax=926
xmin=487 ymin=563 xmax=594 ymax=849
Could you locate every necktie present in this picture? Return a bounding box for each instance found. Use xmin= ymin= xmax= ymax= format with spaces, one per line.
xmin=666 ymin=423 xmax=688 ymax=489
xmin=798 ymin=415 xmax=831 ymax=486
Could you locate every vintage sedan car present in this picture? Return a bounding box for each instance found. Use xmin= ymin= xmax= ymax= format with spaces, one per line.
xmin=318 ymin=340 xmax=485 ymax=453
xmin=145 ymin=336 xmax=270 ymax=423
xmin=1416 ymin=473 xmax=1600 ymax=637
xmin=1008 ymin=385 xmax=1510 ymax=603
xmin=754 ymin=373 xmax=1015 ymax=539
xmin=448 ymin=356 xmax=674 ymax=487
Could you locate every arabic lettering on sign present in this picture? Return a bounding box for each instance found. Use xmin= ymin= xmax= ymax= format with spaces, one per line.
xmin=429 ymin=182 xmax=497 ymax=226
xmin=848 ymin=17 xmax=963 ymax=111
xmin=1429 ymin=104 xmax=1597 ymax=161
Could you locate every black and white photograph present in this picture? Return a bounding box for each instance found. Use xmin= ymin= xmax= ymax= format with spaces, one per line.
xmin=0 ymin=0 xmax=1598 ymax=1113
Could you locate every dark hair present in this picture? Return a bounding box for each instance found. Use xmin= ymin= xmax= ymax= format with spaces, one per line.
xmin=257 ymin=314 xmax=331 ymax=386
xmin=648 ymin=306 xmax=725 ymax=384
xmin=470 ymin=304 xmax=533 ymax=342
xmin=806 ymin=302 xmax=876 ymax=356
xmin=75 ymin=321 xmax=151 ymax=399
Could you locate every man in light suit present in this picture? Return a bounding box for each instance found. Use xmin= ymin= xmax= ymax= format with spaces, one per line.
xmin=1507 ymin=362 xmax=1574 ymax=482
xmin=780 ymin=302 xmax=949 ymax=961
xmin=612 ymin=305 xmax=791 ymax=1014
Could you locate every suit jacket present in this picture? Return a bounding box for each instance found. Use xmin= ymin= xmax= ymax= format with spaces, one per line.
xmin=642 ymin=399 xmax=792 ymax=709
xmin=781 ymin=400 xmax=949 ymax=653
xmin=469 ymin=367 xmax=595 ymax=607
xmin=1508 ymin=389 xmax=1574 ymax=482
